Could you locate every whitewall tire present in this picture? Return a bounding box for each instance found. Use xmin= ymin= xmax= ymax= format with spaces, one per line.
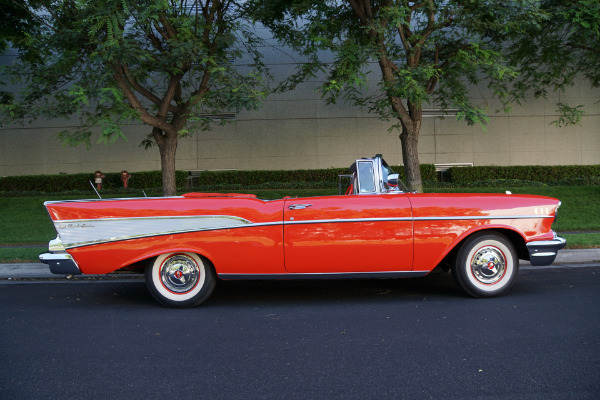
xmin=452 ymin=233 xmax=518 ymax=298
xmin=145 ymin=252 xmax=216 ymax=308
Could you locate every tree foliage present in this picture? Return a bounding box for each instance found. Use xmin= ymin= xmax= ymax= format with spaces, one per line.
xmin=1 ymin=0 xmax=270 ymax=196
xmin=0 ymin=0 xmax=43 ymax=52
xmin=506 ymin=0 xmax=600 ymax=126
xmin=251 ymin=0 xmax=522 ymax=192
xmin=0 ymin=0 xmax=45 ymax=104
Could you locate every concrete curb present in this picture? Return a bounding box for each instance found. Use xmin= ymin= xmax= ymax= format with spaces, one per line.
xmin=1 ymin=249 xmax=598 ymax=280
xmin=0 ymin=263 xmax=144 ymax=280
xmin=548 ymin=248 xmax=600 ymax=265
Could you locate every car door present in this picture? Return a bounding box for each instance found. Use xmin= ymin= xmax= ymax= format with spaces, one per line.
xmin=283 ymin=195 xmax=413 ymax=273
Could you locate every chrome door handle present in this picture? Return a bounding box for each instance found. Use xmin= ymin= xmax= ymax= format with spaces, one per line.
xmin=288 ymin=204 xmax=313 ymax=210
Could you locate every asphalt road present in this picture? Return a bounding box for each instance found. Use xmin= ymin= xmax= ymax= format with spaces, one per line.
xmin=1 ymin=266 xmax=599 ymax=400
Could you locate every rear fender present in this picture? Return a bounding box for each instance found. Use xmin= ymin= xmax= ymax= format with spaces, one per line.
xmin=68 ymin=241 xmax=215 ymax=275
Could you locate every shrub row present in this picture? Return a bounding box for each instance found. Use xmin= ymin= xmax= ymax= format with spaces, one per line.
xmin=2 ymin=163 xmax=597 ymax=193
xmin=191 ymin=164 xmax=437 ymax=186
xmin=448 ymin=165 xmax=600 ymax=184
xmin=0 ymin=170 xmax=188 ymax=192
xmin=191 ymin=181 xmax=340 ymax=191
xmin=0 ymin=164 xmax=436 ymax=193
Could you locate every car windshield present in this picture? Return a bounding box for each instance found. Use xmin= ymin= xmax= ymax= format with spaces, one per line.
xmin=357 ymin=161 xmax=376 ymax=193
xmin=347 ymin=155 xmax=410 ymax=194
xmin=377 ymin=155 xmax=409 ymax=192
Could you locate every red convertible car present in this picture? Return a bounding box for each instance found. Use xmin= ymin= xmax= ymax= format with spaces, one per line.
xmin=40 ymin=155 xmax=566 ymax=307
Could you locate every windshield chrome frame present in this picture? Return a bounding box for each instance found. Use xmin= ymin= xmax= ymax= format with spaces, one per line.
xmin=353 ymin=156 xmax=404 ymax=195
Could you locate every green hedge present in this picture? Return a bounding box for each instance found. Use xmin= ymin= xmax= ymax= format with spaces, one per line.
xmin=0 ymin=170 xmax=188 ymax=192
xmin=0 ymin=164 xmax=437 ymax=193
xmin=193 ymin=164 xmax=437 ymax=186
xmin=2 ymin=163 xmax=596 ymax=193
xmin=449 ymin=165 xmax=600 ymax=184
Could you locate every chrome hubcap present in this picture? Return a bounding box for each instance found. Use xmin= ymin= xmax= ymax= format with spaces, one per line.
xmin=160 ymin=254 xmax=200 ymax=293
xmin=471 ymin=246 xmax=506 ymax=284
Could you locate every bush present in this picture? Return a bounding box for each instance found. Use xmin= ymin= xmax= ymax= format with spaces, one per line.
xmin=449 ymin=165 xmax=600 ymax=184
xmin=192 ymin=164 xmax=437 ymax=186
xmin=547 ymin=176 xmax=600 ymax=186
xmin=0 ymin=170 xmax=188 ymax=192
xmin=2 ymin=163 xmax=596 ymax=195
xmin=424 ymin=179 xmax=548 ymax=189
xmin=0 ymin=164 xmax=436 ymax=193
xmin=190 ymin=181 xmax=340 ymax=191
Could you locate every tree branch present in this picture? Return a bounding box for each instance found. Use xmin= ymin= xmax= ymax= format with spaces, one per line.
xmin=567 ymin=42 xmax=599 ymax=53
xmin=425 ymin=45 xmax=440 ymax=93
xmin=122 ymin=65 xmax=177 ymax=113
xmin=158 ymin=74 xmax=183 ymax=118
xmin=158 ymin=12 xmax=178 ymax=40
xmin=347 ymin=0 xmax=369 ymax=25
xmin=144 ymin=26 xmax=167 ymax=53
xmin=153 ymin=20 xmax=171 ymax=42
xmin=112 ymin=64 xmax=175 ymax=134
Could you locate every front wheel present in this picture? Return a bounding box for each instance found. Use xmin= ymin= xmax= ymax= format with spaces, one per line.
xmin=452 ymin=233 xmax=518 ymax=298
xmin=145 ymin=252 xmax=216 ymax=308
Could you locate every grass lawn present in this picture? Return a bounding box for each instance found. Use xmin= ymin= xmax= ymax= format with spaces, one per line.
xmin=0 ymin=195 xmax=89 ymax=245
xmin=0 ymin=247 xmax=47 ymax=263
xmin=0 ymin=185 xmax=597 ymax=262
xmin=560 ymin=233 xmax=600 ymax=249
xmin=432 ymin=185 xmax=600 ymax=232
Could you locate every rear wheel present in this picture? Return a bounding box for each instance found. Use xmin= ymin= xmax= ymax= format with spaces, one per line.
xmin=145 ymin=252 xmax=215 ymax=308
xmin=452 ymin=232 xmax=518 ymax=298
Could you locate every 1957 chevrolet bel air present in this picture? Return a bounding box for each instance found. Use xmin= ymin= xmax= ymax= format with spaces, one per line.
xmin=40 ymin=155 xmax=566 ymax=307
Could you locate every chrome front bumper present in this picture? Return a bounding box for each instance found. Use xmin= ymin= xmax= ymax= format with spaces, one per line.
xmin=526 ymin=235 xmax=567 ymax=266
xmin=39 ymin=253 xmax=82 ymax=275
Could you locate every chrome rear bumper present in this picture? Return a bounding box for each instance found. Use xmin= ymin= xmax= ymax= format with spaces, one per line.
xmin=39 ymin=253 xmax=82 ymax=275
xmin=526 ymin=236 xmax=567 ymax=266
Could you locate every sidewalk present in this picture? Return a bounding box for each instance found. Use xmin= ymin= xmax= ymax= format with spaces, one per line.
xmin=1 ymin=249 xmax=598 ymax=280
xmin=0 ymin=263 xmax=144 ymax=280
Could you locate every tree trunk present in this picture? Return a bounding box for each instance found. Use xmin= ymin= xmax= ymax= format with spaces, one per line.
xmin=156 ymin=132 xmax=178 ymax=197
xmin=399 ymin=123 xmax=423 ymax=193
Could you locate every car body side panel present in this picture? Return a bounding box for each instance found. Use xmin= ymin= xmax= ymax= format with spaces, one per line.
xmin=46 ymin=197 xmax=286 ymax=275
xmin=45 ymin=197 xmax=282 ymax=222
xmin=68 ymin=225 xmax=285 ymax=275
xmin=283 ymin=195 xmax=414 ymax=273
xmin=408 ymin=193 xmax=560 ymax=270
xmin=44 ymin=193 xmax=561 ymax=277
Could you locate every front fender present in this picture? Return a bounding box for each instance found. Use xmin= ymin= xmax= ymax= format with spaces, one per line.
xmin=413 ymin=222 xmax=529 ymax=271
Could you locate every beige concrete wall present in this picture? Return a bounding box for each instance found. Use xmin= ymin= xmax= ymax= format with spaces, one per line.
xmin=0 ymin=122 xmax=162 ymax=176
xmin=1 ymin=75 xmax=598 ymax=177
xmin=189 ymin=72 xmax=599 ymax=172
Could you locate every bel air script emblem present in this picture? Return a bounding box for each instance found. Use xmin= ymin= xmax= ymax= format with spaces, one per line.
xmin=58 ymin=223 xmax=95 ymax=229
